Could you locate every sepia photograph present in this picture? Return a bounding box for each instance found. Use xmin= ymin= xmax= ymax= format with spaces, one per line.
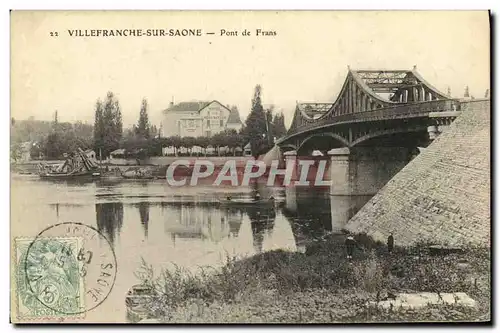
xmin=9 ymin=10 xmax=491 ymax=324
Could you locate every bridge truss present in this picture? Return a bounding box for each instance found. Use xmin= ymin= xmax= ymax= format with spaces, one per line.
xmin=280 ymin=67 xmax=460 ymax=152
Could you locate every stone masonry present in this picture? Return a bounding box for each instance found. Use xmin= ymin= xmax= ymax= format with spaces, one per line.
xmin=345 ymin=100 xmax=490 ymax=247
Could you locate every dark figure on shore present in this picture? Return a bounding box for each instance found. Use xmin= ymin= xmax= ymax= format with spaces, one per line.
xmin=345 ymin=236 xmax=356 ymax=259
xmin=387 ymin=233 xmax=394 ymax=253
xmin=226 ymin=196 xmax=232 ymax=201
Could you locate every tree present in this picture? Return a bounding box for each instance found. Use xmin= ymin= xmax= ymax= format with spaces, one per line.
xmin=244 ymin=84 xmax=268 ymax=158
xmin=195 ymin=136 xmax=209 ymax=156
xmin=169 ymin=136 xmax=182 ymax=156
xmin=94 ymin=92 xmax=123 ymax=158
xmin=150 ymin=125 xmax=158 ymax=138
xmin=224 ymin=129 xmax=244 ymax=156
xmin=93 ymin=99 xmax=105 ymax=158
xmin=10 ymin=142 xmax=23 ymax=163
xmin=11 ymin=118 xmax=53 ymax=145
xmin=464 ymin=86 xmax=470 ymax=98
xmin=265 ymin=106 xmax=274 ymax=147
xmin=44 ymin=132 xmax=61 ymax=159
xmin=136 ymin=98 xmax=150 ymax=139
xmin=120 ymin=135 xmax=149 ymax=157
xmin=446 ymin=86 xmax=451 ymax=97
xmin=149 ymin=137 xmax=163 ymax=157
xmin=183 ymin=136 xmax=196 ymax=156
xmin=485 ymin=89 xmax=490 ymax=98
xmin=30 ymin=142 xmax=44 ymax=160
xmin=209 ymin=132 xmax=223 ymax=156
xmin=272 ymin=112 xmax=287 ymax=139
xmin=114 ymin=97 xmax=123 ymax=142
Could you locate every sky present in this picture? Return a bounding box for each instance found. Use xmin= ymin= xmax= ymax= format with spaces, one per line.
xmin=11 ymin=11 xmax=490 ymax=128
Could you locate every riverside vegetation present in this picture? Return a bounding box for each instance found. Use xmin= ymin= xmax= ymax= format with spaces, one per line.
xmin=134 ymin=233 xmax=490 ymax=323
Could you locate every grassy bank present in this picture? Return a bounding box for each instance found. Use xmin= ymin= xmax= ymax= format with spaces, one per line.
xmin=134 ymin=234 xmax=490 ymax=323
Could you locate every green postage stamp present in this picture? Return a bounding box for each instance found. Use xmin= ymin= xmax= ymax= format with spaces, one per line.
xmin=14 ymin=237 xmax=86 ymax=320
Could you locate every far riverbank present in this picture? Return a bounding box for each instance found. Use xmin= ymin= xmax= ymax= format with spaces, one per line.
xmin=11 ymin=156 xmax=255 ymax=174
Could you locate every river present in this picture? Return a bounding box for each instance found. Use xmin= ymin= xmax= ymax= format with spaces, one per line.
xmin=10 ymin=174 xmax=370 ymax=322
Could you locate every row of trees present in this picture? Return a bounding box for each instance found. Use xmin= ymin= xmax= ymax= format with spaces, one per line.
xmin=10 ymin=116 xmax=94 ymax=160
xmin=447 ymin=86 xmax=490 ymax=99
xmin=13 ymin=83 xmax=288 ymax=161
xmin=158 ymin=129 xmax=246 ymax=156
xmin=33 ymin=114 xmax=94 ymax=160
xmin=120 ymin=130 xmax=247 ymax=158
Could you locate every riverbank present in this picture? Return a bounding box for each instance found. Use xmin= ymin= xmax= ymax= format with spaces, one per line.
xmin=11 ymin=156 xmax=255 ymax=175
xmin=134 ymin=233 xmax=490 ymax=323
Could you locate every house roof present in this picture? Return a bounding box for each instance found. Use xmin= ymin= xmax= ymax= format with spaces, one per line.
xmin=166 ymin=101 xmax=211 ymax=112
xmin=227 ymin=108 xmax=243 ymax=124
xmin=110 ymin=149 xmax=126 ymax=155
xmin=165 ymin=100 xmax=237 ymax=117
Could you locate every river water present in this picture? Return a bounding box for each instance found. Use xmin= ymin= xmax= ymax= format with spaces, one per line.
xmin=10 ymin=174 xmax=369 ymax=322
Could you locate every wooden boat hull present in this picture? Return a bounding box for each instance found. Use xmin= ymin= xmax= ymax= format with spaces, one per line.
xmin=219 ymin=199 xmax=275 ymax=206
xmin=39 ymin=171 xmax=100 ymax=180
xmin=120 ymin=175 xmax=155 ymax=180
xmin=125 ymin=284 xmax=156 ymax=323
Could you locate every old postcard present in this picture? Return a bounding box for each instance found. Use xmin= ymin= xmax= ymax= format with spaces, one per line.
xmin=10 ymin=10 xmax=490 ymax=324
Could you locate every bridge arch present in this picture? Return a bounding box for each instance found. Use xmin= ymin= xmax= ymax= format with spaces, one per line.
xmin=297 ymin=132 xmax=348 ymax=155
xmin=280 ymin=144 xmax=298 ymax=152
xmin=351 ymin=126 xmax=429 ymax=147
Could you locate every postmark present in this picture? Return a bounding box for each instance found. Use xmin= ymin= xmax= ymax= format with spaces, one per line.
xmin=20 ymin=222 xmax=117 ymax=317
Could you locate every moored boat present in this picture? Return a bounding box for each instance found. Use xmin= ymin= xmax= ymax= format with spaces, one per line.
xmin=38 ymin=148 xmax=101 ymax=180
xmin=219 ymin=197 xmax=276 ymax=206
xmin=120 ymin=167 xmax=155 ymax=180
xmin=39 ymin=170 xmax=101 ymax=179
xmin=125 ymin=284 xmax=156 ymax=323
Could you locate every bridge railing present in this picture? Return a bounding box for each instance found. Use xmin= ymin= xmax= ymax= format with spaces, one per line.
xmin=286 ymin=99 xmax=460 ymax=137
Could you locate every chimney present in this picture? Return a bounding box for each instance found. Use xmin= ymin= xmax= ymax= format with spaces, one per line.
xmin=170 ymin=96 xmax=174 ymax=108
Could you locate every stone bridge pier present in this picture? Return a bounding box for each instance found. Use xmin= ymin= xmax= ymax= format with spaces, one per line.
xmin=328 ymin=146 xmax=412 ymax=232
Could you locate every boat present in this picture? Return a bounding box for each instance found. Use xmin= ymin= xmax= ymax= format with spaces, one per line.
xmin=38 ymin=148 xmax=101 ymax=180
xmin=125 ymin=284 xmax=157 ymax=323
xmin=39 ymin=170 xmax=101 ymax=180
xmin=120 ymin=167 xmax=155 ymax=180
xmin=219 ymin=197 xmax=276 ymax=206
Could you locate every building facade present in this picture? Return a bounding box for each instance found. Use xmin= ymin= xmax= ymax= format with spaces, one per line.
xmin=161 ymin=100 xmax=243 ymax=138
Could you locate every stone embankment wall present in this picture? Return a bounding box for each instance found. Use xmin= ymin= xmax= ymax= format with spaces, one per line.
xmin=346 ymin=99 xmax=490 ymax=247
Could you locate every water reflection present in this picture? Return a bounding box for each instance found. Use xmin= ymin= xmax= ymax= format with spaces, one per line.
xmin=283 ymin=186 xmax=332 ymax=249
xmin=12 ymin=174 xmax=380 ymax=322
xmin=96 ymin=202 xmax=124 ymax=245
xmin=225 ymin=207 xmax=244 ymax=238
xmin=57 ymin=185 xmax=371 ymax=260
xmin=136 ymin=202 xmax=150 ymax=237
xmin=92 ymin=188 xmax=367 ymax=257
xmin=160 ymin=203 xmax=240 ymax=244
xmin=247 ymin=206 xmax=276 ymax=254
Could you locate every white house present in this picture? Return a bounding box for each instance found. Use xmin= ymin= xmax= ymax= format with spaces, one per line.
xmin=161 ymin=100 xmax=243 ymax=138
